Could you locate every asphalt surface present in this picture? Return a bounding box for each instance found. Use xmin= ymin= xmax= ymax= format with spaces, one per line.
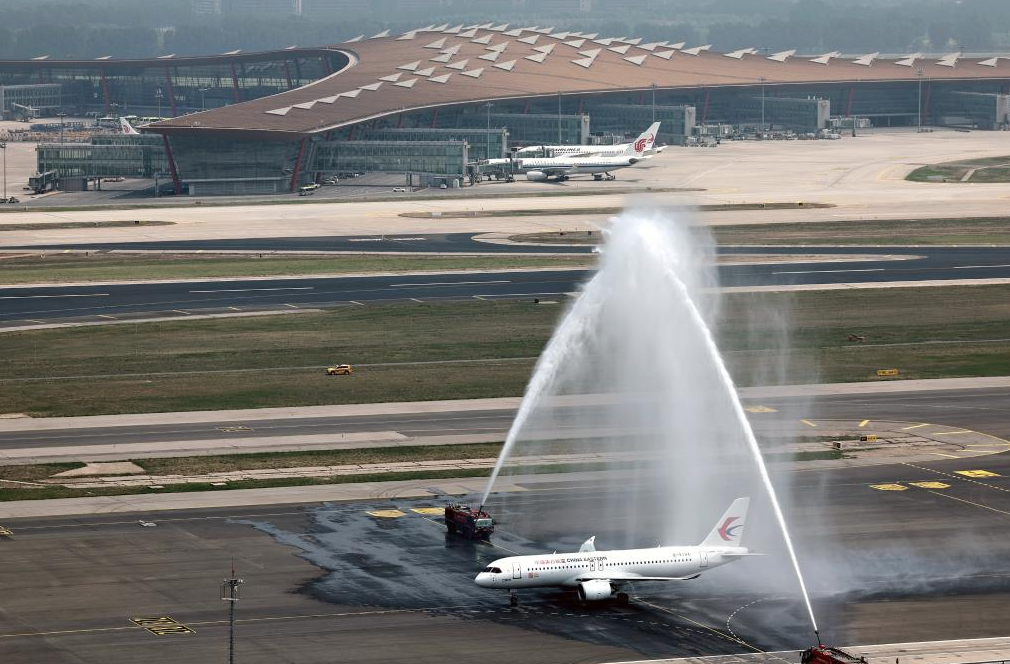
xmin=3 ymin=243 xmax=1010 ymax=326
xmin=2 ymin=387 xmax=1009 ymax=455
xmin=2 ymin=387 xmax=1010 ymax=663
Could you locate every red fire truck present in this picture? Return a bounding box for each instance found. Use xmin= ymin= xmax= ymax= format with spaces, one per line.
xmin=801 ymin=645 xmax=866 ymax=664
xmin=444 ymin=504 xmax=494 ymax=539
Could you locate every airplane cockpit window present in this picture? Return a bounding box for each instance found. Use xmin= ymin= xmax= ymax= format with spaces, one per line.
xmin=482 ymin=567 xmax=503 ymax=574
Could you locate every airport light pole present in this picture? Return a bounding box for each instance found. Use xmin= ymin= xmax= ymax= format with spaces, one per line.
xmin=221 ymin=565 xmax=244 ymax=664
xmin=199 ymin=87 xmax=210 ymax=112
xmin=916 ymin=68 xmax=924 ymax=132
xmin=58 ymin=112 xmax=66 ymax=144
xmin=155 ymin=88 xmax=163 ymax=119
xmin=0 ymin=142 xmax=6 ymax=200
xmin=760 ymin=76 xmax=767 ymax=131
xmin=652 ymin=83 xmax=656 ymax=123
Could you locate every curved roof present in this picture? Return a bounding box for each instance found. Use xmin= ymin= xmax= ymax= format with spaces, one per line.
xmin=0 ymin=47 xmax=343 ymax=71
xmin=145 ymin=25 xmax=1010 ymax=139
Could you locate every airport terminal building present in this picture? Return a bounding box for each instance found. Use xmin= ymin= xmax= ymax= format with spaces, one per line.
xmin=2 ymin=23 xmax=1010 ymax=195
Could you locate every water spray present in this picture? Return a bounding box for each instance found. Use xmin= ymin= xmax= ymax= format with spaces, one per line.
xmin=650 ymin=240 xmax=820 ymax=635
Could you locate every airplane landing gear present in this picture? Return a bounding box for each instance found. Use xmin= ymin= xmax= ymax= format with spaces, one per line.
xmin=616 ymin=592 xmax=630 ymax=606
xmin=509 ymin=590 xmax=519 ymax=607
xmin=604 ymin=172 xmax=617 ymax=181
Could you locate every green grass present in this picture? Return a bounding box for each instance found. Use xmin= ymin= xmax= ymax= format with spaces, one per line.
xmin=0 ymin=252 xmax=594 ymax=285
xmin=513 ymin=218 xmax=1010 ymax=246
xmin=907 ymin=155 xmax=1010 ymax=183
xmin=3 ymin=287 xmax=1010 ymax=417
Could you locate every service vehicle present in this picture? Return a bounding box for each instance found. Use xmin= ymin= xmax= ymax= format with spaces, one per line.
xmin=325 ymin=364 xmax=353 ymax=375
xmin=445 ymin=503 xmax=494 ymax=540
xmin=801 ymin=645 xmax=866 ymax=664
xmin=392 ymin=187 xmax=407 ymax=192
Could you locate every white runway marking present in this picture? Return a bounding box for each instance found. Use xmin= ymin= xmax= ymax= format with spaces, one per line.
xmin=390 ymin=280 xmax=511 ymax=287
xmin=771 ymin=268 xmax=886 ymax=275
xmin=953 ymin=264 xmax=1010 ymax=270
xmin=0 ymin=293 xmax=109 ymax=299
xmin=188 ymin=287 xmax=314 ymax=293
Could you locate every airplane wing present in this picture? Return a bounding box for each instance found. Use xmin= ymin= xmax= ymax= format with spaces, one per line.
xmin=576 ymin=572 xmax=701 ymax=582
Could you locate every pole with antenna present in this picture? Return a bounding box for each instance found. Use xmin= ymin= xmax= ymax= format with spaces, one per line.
xmin=221 ymin=561 xmax=244 ymax=664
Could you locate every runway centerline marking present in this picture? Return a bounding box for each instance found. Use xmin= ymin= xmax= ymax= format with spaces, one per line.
xmin=926 ymin=490 xmax=1010 ymax=517
xmin=771 ymin=268 xmax=885 ymax=275
xmin=390 ymin=280 xmax=511 ymax=287
xmin=0 ymin=293 xmax=109 ymax=299
xmin=953 ymin=264 xmax=1010 ymax=269
xmin=902 ymin=423 xmax=930 ymax=430
xmin=188 ymin=287 xmax=314 ymax=293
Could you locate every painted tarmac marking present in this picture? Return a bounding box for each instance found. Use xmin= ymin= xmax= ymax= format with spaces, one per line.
xmin=410 ymin=298 xmax=424 ymax=303
xmin=283 ymin=303 xmax=300 ymax=308
xmin=870 ymin=484 xmax=907 ymax=491
xmin=902 ymin=463 xmax=1010 ymax=495
xmin=800 ymin=419 xmax=817 ymax=428
xmin=216 ymin=426 xmax=253 ymax=433
xmin=934 ymin=430 xmax=972 ymax=436
xmin=189 ymin=287 xmax=314 ymax=293
xmin=744 ymin=405 xmax=777 ymax=413
xmin=956 ymin=470 xmax=1000 ymax=478
xmin=929 ymin=452 xmax=963 ymax=459
xmin=130 ymin=616 xmax=194 ymax=636
xmin=902 ymin=423 xmax=930 ymax=430
xmin=228 ymin=306 xmax=241 ymax=311
xmin=926 ymin=491 xmax=1010 ymax=517
xmin=96 ymin=314 xmax=117 ymax=320
xmin=367 ymin=509 xmax=406 ymax=518
xmin=410 ymin=507 xmax=445 ymax=516
xmin=391 ymin=280 xmax=511 ymax=287
xmin=772 ymin=268 xmax=885 ymax=275
xmin=0 ymin=293 xmax=109 ymax=299
xmin=909 ymin=481 xmax=950 ymax=489
xmin=952 ymin=264 xmax=1010 ymax=270
xmin=859 ymin=419 xmax=870 ymax=427
xmin=634 ymin=598 xmax=777 ymax=658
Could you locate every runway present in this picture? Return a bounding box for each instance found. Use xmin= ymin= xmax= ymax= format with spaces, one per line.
xmin=3 ymin=243 xmax=1010 ymax=325
xmin=1 ymin=385 xmax=1008 ymax=464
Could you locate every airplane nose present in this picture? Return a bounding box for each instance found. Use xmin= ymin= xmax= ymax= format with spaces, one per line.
xmin=474 ymin=573 xmax=490 ymax=588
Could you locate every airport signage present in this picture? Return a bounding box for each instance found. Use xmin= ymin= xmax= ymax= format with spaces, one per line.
xmin=876 ymin=369 xmax=899 ymax=377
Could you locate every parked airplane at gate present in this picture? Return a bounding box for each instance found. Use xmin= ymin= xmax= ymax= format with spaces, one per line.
xmin=474 ymin=497 xmax=753 ymax=605
xmin=514 ymin=122 xmax=664 ymax=158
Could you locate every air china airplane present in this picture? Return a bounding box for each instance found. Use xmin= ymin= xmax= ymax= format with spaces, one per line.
xmin=515 ymin=122 xmax=664 ymax=158
xmin=119 ymin=117 xmax=140 ymax=135
xmin=484 ymin=123 xmax=657 ymax=182
xmin=475 ymin=497 xmax=752 ymax=606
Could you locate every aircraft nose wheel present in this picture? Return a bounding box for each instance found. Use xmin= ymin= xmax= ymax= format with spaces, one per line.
xmin=509 ymin=590 xmax=518 ymax=607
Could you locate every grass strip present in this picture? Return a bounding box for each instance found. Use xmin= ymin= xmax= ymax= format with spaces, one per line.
xmin=0 ymin=253 xmax=593 ymax=285
xmin=908 ymin=156 xmax=1010 ymax=183
xmin=3 ymin=287 xmax=1009 ymax=417
xmin=0 ymin=220 xmax=173 ymax=232
xmin=512 ymin=217 xmax=1010 ymax=246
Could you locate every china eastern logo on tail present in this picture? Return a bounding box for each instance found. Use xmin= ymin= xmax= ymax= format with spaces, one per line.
xmin=718 ymin=516 xmax=742 ymax=541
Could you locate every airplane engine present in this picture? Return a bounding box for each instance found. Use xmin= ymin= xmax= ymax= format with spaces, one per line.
xmin=577 ymin=579 xmax=613 ymax=601
xmin=526 ymin=171 xmax=549 ymax=182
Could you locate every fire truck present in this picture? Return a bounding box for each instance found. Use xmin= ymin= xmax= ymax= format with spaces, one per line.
xmin=801 ymin=645 xmax=866 ymax=664
xmin=444 ymin=503 xmax=494 ymax=540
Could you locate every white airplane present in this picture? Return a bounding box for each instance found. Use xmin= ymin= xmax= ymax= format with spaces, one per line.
xmin=474 ymin=497 xmax=752 ymax=606
xmin=119 ymin=117 xmax=140 ymax=135
xmin=515 ymin=121 xmax=664 ymax=158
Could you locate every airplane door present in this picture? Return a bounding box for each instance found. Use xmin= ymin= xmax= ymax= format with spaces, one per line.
xmin=590 ymin=560 xmax=596 ymax=572
xmin=700 ymin=551 xmax=709 ymax=568
xmin=512 ymin=563 xmax=522 ymax=579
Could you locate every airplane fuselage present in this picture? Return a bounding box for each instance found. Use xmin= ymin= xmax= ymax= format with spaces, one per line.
xmin=475 ymin=544 xmax=745 ymax=590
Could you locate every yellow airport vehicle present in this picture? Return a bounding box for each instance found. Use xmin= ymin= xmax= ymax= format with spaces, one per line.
xmin=326 ymin=364 xmax=354 ymax=376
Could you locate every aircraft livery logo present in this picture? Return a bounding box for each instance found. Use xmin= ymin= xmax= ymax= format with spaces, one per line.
xmin=634 ymin=137 xmax=648 ymax=152
xmin=718 ymin=516 xmax=741 ymax=541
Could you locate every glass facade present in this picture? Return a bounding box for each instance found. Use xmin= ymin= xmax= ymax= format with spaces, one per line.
xmin=931 ymin=91 xmax=1010 ymax=129
xmin=356 ymin=127 xmax=508 ymax=161
xmin=0 ymin=84 xmax=62 ymax=119
xmin=312 ymin=140 xmax=469 ymax=176
xmin=37 ymin=138 xmax=168 ymax=178
xmin=442 ymin=112 xmax=589 ymax=146
xmin=167 ymin=134 xmax=303 ymax=181
xmin=0 ymin=52 xmax=342 ymax=117
xmin=585 ymin=103 xmax=696 ymax=144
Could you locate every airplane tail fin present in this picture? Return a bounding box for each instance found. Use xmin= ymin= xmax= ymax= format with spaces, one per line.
xmin=700 ymin=497 xmax=749 ymax=547
xmin=625 ymin=121 xmax=661 ymax=156
xmin=119 ymin=118 xmax=139 ymax=135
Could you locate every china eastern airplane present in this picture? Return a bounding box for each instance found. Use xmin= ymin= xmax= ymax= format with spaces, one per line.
xmin=514 ymin=122 xmax=664 ymax=158
xmin=474 ymin=497 xmax=752 ymax=605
